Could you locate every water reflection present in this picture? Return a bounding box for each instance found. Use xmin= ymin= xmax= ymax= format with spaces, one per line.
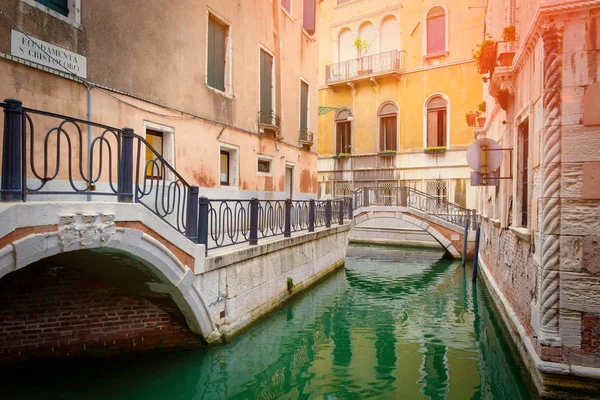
xmin=1 ymin=245 xmax=533 ymax=400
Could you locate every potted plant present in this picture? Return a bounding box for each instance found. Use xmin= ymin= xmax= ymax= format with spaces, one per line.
xmin=379 ymin=149 xmax=397 ymax=156
xmin=424 ymin=146 xmax=447 ymax=154
xmin=465 ymin=111 xmax=479 ymax=127
xmin=354 ymin=36 xmax=372 ymax=75
xmin=335 ymin=152 xmax=350 ymax=159
xmin=498 ymin=25 xmax=516 ymax=66
xmin=473 ymin=38 xmax=495 ymax=74
xmin=477 ymin=101 xmax=487 ymax=127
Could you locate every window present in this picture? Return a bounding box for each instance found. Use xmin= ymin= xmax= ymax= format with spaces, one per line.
xmin=300 ymin=80 xmax=309 ymax=133
xmin=257 ymin=157 xmax=272 ymax=174
xmin=426 ymin=6 xmax=446 ymax=55
xmin=426 ymin=95 xmax=447 ymax=147
xmin=220 ymin=150 xmax=230 ymax=186
xmin=303 ymin=0 xmax=316 ymax=35
xmin=207 ymin=14 xmax=229 ymax=92
xmin=518 ymin=120 xmax=529 ymax=227
xmin=426 ymin=180 xmax=448 ymax=212
xmin=378 ymin=102 xmax=398 ymax=151
xmin=259 ymin=49 xmax=274 ymax=124
xmin=281 ymin=0 xmax=291 ymax=13
xmin=24 ymin=0 xmax=81 ymax=26
xmin=337 ymin=0 xmax=352 ymax=4
xmin=145 ymin=130 xmax=164 ymax=179
xmin=35 ymin=0 xmax=68 ymax=16
xmin=335 ymin=109 xmax=352 ymax=155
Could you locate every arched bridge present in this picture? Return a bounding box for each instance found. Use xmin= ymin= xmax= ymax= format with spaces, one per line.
xmin=350 ymin=187 xmax=477 ymax=259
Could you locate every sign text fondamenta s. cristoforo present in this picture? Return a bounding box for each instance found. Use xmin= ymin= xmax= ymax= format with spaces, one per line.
xmin=10 ymin=30 xmax=87 ymax=79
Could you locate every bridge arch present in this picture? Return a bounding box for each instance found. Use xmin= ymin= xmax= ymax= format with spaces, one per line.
xmin=0 ymin=222 xmax=220 ymax=360
xmin=351 ymin=209 xmax=461 ymax=258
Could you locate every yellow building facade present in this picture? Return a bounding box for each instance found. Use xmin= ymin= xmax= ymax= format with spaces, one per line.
xmin=317 ymin=0 xmax=484 ymax=208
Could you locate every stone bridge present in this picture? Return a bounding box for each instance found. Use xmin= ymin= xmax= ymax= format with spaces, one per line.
xmin=0 ymin=100 xmax=477 ymax=363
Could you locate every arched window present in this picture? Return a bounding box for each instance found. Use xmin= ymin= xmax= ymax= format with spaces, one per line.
xmin=380 ymin=16 xmax=400 ymax=53
xmin=378 ymin=102 xmax=398 ymax=151
xmin=426 ymin=96 xmax=447 ymax=147
xmin=335 ymin=109 xmax=352 ymax=155
xmin=338 ymin=28 xmax=353 ymax=63
xmin=426 ymin=6 xmax=446 ymax=54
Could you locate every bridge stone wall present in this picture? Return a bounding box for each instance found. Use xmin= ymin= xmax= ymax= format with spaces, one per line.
xmin=196 ymin=225 xmax=351 ymax=340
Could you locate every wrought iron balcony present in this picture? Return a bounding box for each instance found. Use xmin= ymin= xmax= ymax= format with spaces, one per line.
xmin=258 ymin=109 xmax=281 ymax=132
xmin=325 ymin=50 xmax=404 ymax=85
xmin=299 ymin=130 xmax=314 ymax=147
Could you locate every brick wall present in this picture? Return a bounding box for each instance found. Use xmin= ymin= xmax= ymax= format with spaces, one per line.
xmin=480 ymin=220 xmax=536 ymax=336
xmin=0 ymin=263 xmax=204 ymax=362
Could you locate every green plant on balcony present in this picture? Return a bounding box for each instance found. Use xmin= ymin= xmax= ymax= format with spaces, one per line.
xmin=335 ymin=152 xmax=350 ymax=159
xmin=424 ymin=146 xmax=447 ymax=153
xmin=379 ymin=149 xmax=397 ymax=156
xmin=477 ymin=101 xmax=487 ymax=127
xmin=354 ymin=36 xmax=372 ymax=75
xmin=503 ymin=25 xmax=516 ymax=42
xmin=465 ymin=110 xmax=480 ymax=127
xmin=473 ymin=38 xmax=495 ymax=74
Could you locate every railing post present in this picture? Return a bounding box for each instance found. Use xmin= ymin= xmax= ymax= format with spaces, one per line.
xmin=198 ymin=196 xmax=209 ymax=251
xmin=471 ymin=209 xmax=477 ymax=230
xmin=363 ymin=188 xmax=369 ymax=207
xmin=118 ymin=126 xmax=134 ymax=203
xmin=185 ymin=185 xmax=199 ymax=243
xmin=284 ymin=198 xmax=292 ymax=238
xmin=1 ymin=98 xmax=24 ymax=202
xmin=338 ymin=200 xmax=344 ymax=225
xmin=325 ymin=200 xmax=332 ymax=228
xmin=462 ymin=217 xmax=469 ymax=267
xmin=249 ymin=198 xmax=259 ymax=245
xmin=400 ymin=186 xmax=408 ymax=207
xmin=308 ymin=199 xmax=315 ymax=232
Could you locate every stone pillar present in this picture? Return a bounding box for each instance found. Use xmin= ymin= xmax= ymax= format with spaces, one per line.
xmin=539 ymin=25 xmax=563 ymax=348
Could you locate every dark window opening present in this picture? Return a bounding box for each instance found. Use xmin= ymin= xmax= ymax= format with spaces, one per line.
xmin=207 ymin=15 xmax=227 ymax=92
xmin=36 ymin=0 xmax=69 ymax=17
xmin=426 ymin=96 xmax=447 ymax=147
xmin=336 ymin=121 xmax=351 ymax=155
xmin=258 ymin=159 xmax=270 ymax=173
xmin=145 ymin=130 xmax=164 ymax=179
xmin=519 ymin=120 xmax=529 ymax=228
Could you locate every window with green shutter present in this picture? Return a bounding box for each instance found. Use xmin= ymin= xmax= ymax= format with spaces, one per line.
xmin=300 ymin=81 xmax=309 ymax=132
xmin=259 ymin=49 xmax=274 ymax=116
xmin=207 ymin=15 xmax=228 ymax=92
xmin=35 ymin=0 xmax=69 ymax=17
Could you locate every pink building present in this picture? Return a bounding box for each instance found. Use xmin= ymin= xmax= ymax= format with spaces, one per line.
xmin=473 ymin=0 xmax=600 ymax=397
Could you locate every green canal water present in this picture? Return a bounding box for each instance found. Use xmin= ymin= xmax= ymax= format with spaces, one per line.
xmin=2 ymin=245 xmax=535 ymax=399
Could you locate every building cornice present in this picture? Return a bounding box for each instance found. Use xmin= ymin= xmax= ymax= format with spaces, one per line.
xmin=330 ymin=5 xmax=400 ymax=29
xmin=513 ymin=0 xmax=600 ymax=73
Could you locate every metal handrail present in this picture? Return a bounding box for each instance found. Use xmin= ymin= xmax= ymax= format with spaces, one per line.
xmin=325 ymin=50 xmax=404 ymax=84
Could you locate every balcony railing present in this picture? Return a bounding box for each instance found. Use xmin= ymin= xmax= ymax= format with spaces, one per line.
xmin=325 ymin=50 xmax=404 ymax=84
xmin=258 ymin=109 xmax=281 ymax=131
xmin=299 ymin=129 xmax=314 ymax=146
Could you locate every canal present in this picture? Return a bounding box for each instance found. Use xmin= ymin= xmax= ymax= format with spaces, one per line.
xmin=2 ymin=244 xmax=534 ymax=399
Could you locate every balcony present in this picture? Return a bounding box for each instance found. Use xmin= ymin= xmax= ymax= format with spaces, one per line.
xmin=325 ymin=50 xmax=404 ymax=86
xmin=258 ymin=109 xmax=281 ymax=135
xmin=299 ymin=129 xmax=314 ymax=148
xmin=488 ymin=41 xmax=516 ymax=110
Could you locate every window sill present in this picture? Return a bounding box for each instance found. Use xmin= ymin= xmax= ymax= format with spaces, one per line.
xmin=281 ymin=7 xmax=295 ymax=21
xmin=422 ymin=51 xmax=448 ymax=60
xmin=333 ymin=0 xmax=358 ymax=9
xmin=206 ymin=84 xmax=233 ymax=100
xmin=257 ymin=172 xmax=273 ymax=177
xmin=302 ymin=28 xmax=316 ymax=41
xmin=509 ymin=226 xmax=531 ymax=242
xmin=20 ymin=0 xmax=82 ymax=30
xmin=489 ymin=218 xmax=501 ymax=227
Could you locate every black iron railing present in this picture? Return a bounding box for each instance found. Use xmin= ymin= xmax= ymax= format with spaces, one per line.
xmin=354 ymin=186 xmax=476 ymax=229
xmin=258 ymin=109 xmax=281 ymax=129
xmin=0 ymin=98 xmax=197 ymax=241
xmin=325 ymin=50 xmax=404 ymax=84
xmin=200 ymin=197 xmax=348 ymax=251
xmin=299 ymin=130 xmax=314 ymax=146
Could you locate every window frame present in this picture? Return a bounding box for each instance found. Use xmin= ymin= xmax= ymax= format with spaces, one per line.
xmin=257 ymin=155 xmax=273 ymax=176
xmin=378 ymin=102 xmax=399 ymax=152
xmin=258 ymin=45 xmax=276 ymax=119
xmin=206 ymin=9 xmax=233 ymax=97
xmin=334 ymin=109 xmax=353 ymax=155
xmin=218 ymin=143 xmax=240 ymax=189
xmin=299 ymin=78 xmax=310 ymax=134
xmin=143 ymin=122 xmax=175 ymax=181
xmin=280 ymin=0 xmax=292 ymax=16
xmin=517 ymin=119 xmax=530 ymax=228
xmin=422 ymin=4 xmax=449 ymax=57
xmin=423 ymin=93 xmax=450 ymax=148
xmin=21 ymin=0 xmax=81 ymax=28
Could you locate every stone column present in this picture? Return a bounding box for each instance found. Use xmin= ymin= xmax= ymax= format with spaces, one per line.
xmin=539 ymin=25 xmax=563 ymax=347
